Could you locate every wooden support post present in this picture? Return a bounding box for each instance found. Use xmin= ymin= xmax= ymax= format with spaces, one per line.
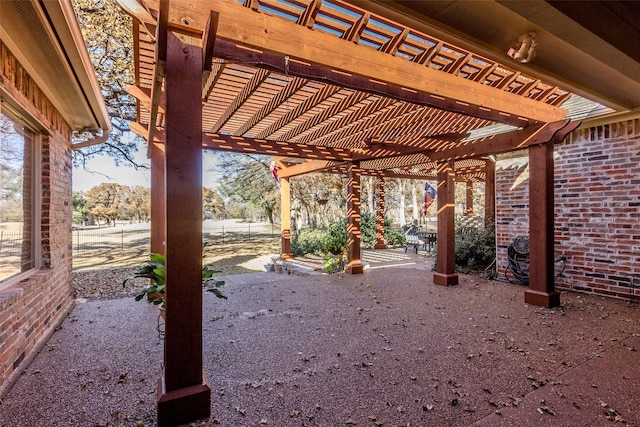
xmin=525 ymin=142 xmax=560 ymax=307
xmin=433 ymin=160 xmax=458 ymax=286
xmin=374 ymin=177 xmax=386 ymax=249
xmin=150 ymin=141 xmax=166 ymax=255
xmin=484 ymin=159 xmax=495 ymax=226
xmin=157 ymin=32 xmax=210 ymax=427
xmin=465 ymin=181 xmax=474 ymax=216
xmin=280 ymin=177 xmax=292 ymax=259
xmin=345 ymin=162 xmax=363 ymax=274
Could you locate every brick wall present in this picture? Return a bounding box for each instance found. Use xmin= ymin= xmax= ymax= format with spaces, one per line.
xmin=0 ymin=42 xmax=74 ymax=396
xmin=496 ymin=120 xmax=640 ymax=302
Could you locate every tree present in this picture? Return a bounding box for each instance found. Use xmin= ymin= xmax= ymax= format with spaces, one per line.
xmin=85 ymin=183 xmax=127 ymax=226
xmin=72 ymin=192 xmax=89 ymax=225
xmin=217 ymin=153 xmax=279 ymax=223
xmin=0 ymin=116 xmax=24 ymax=222
xmin=203 ymin=187 xmax=224 ymax=220
xmin=290 ymin=173 xmax=346 ymax=230
xmin=120 ymin=186 xmax=150 ymax=223
xmin=71 ymin=0 xmax=146 ymax=170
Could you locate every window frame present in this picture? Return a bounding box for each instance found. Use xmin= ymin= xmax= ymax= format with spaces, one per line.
xmin=0 ymin=106 xmax=42 ymax=289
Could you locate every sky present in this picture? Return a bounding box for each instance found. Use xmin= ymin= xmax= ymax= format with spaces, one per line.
xmin=72 ymin=138 xmax=221 ymax=192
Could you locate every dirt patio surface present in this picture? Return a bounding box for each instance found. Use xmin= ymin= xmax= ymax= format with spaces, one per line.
xmin=1 ymin=249 xmax=639 ymax=426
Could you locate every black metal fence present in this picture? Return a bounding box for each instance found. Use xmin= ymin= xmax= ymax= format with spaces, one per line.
xmin=0 ymin=230 xmax=22 ymax=254
xmin=72 ymin=223 xmax=278 ymax=256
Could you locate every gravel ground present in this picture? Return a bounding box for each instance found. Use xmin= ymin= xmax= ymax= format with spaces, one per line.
xmin=2 ymin=256 xmax=640 ymax=426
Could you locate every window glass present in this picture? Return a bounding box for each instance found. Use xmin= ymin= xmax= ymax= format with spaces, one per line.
xmin=0 ymin=111 xmax=35 ymax=283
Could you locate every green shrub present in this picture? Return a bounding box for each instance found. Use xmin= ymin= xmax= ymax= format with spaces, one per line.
xmin=323 ymin=254 xmax=345 ymax=273
xmin=384 ymin=224 xmax=406 ymax=246
xmin=291 ymin=229 xmax=325 ymax=256
xmin=454 ymin=222 xmax=495 ymax=273
xmin=323 ymin=219 xmax=347 ymax=254
xmin=360 ymin=212 xmax=376 ymax=247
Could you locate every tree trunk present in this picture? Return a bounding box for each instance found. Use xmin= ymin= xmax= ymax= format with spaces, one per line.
xmin=411 ymin=180 xmax=419 ymax=224
xmin=398 ymin=179 xmax=406 ymax=227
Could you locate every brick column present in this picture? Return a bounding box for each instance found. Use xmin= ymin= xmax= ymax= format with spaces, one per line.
xmin=345 ymin=162 xmax=363 ymax=274
xmin=525 ymin=142 xmax=560 ymax=307
xmin=374 ymin=177 xmax=386 ymax=249
xmin=158 ymin=32 xmax=210 ymax=426
xmin=433 ymin=160 xmax=458 ymax=286
xmin=280 ymin=176 xmax=292 ymax=259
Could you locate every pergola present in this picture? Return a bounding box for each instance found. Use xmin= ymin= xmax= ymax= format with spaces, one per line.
xmin=119 ymin=0 xmax=579 ymax=424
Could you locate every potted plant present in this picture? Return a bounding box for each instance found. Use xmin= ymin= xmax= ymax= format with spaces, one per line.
xmin=272 ymin=255 xmax=285 ymax=273
xmin=123 ymin=253 xmax=227 ymax=310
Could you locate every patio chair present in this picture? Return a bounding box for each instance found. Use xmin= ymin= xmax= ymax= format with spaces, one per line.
xmin=405 ymin=226 xmax=426 ymax=254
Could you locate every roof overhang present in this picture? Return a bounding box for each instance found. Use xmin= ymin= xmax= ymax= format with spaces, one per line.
xmin=0 ymin=0 xmax=110 ymax=133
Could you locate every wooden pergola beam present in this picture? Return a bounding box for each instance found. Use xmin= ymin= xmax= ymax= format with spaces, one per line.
xmin=277 ymin=160 xmax=337 ymax=178
xmin=211 ymin=39 xmax=538 ymax=129
xmin=428 ymin=120 xmax=579 ymax=161
xmin=147 ymin=0 xmax=169 ymax=149
xmin=165 ymin=0 xmax=567 ymax=125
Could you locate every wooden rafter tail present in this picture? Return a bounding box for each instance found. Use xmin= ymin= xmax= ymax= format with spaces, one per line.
xmin=297 ymin=0 xmax=322 ymax=28
xmin=533 ymin=86 xmax=558 ymax=102
xmin=412 ymin=41 xmax=442 ymax=65
xmin=493 ymin=71 xmax=520 ymax=90
xmin=549 ymin=92 xmax=572 ymax=107
xmin=442 ymin=53 xmax=471 ymax=74
xmin=470 ymin=63 xmax=498 ymax=83
xmin=381 ymin=28 xmax=409 ymax=55
xmin=341 ymin=12 xmax=369 ymax=42
xmin=242 ymin=0 xmax=259 ymax=11
xmin=515 ymin=79 xmax=541 ymax=97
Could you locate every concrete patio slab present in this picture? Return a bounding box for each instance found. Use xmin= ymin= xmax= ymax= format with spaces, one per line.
xmin=1 ymin=263 xmax=638 ymax=426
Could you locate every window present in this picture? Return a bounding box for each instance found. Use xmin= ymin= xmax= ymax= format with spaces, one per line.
xmin=0 ymin=110 xmax=39 ymax=284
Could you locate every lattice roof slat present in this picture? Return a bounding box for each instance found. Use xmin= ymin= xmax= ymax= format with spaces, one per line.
xmin=128 ymin=0 xmax=577 ymax=184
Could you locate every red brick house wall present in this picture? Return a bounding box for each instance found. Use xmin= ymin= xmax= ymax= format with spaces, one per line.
xmin=0 ymin=41 xmax=74 ymax=395
xmin=496 ymin=119 xmax=640 ymax=301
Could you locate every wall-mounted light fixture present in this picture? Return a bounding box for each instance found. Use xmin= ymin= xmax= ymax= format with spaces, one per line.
xmin=507 ymin=32 xmax=537 ymax=63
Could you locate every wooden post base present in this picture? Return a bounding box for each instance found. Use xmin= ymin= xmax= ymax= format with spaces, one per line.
xmin=374 ymin=243 xmax=387 ymax=249
xmin=433 ymin=273 xmax=458 ymax=286
xmin=524 ymin=289 xmax=560 ymax=308
xmin=157 ymin=371 xmax=211 ymax=427
xmin=345 ymin=262 xmax=364 ymax=274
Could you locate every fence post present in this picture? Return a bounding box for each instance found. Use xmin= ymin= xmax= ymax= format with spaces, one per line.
xmin=0 ymin=231 xmax=3 ymax=253
xmin=222 ymin=225 xmax=224 ymax=244
xmin=121 ymin=229 xmax=124 ymax=251
xmin=248 ymin=223 xmax=251 ymax=240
